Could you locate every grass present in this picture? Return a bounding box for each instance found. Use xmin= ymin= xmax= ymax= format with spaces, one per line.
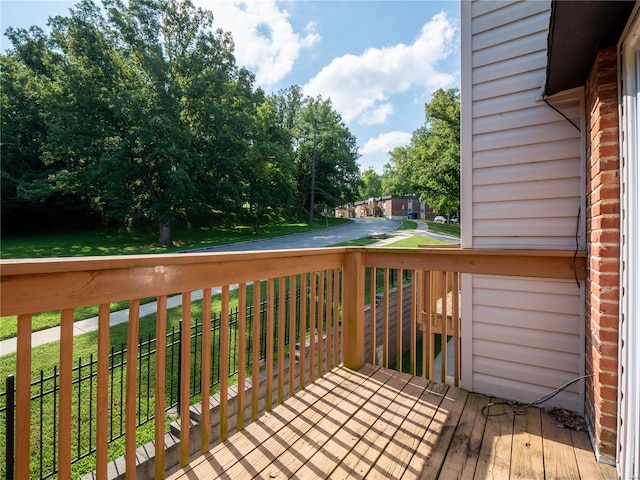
xmin=426 ymin=221 xmax=461 ymax=237
xmin=384 ymin=235 xmax=447 ymax=248
xmin=0 ymin=217 xmax=350 ymax=259
xmin=397 ymin=220 xmax=418 ymax=230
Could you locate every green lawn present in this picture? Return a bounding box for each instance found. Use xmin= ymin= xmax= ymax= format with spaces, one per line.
xmin=384 ymin=235 xmax=447 ymax=248
xmin=0 ymin=217 xmax=350 ymax=259
xmin=426 ymin=221 xmax=461 ymax=237
xmin=397 ymin=220 xmax=418 ymax=230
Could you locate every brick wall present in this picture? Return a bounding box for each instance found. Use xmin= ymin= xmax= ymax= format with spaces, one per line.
xmin=584 ymin=46 xmax=620 ymax=463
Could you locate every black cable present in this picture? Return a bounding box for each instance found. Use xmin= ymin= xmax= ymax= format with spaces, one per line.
xmin=481 ymin=374 xmax=594 ymax=417
xmin=543 ymin=98 xmax=581 ymax=132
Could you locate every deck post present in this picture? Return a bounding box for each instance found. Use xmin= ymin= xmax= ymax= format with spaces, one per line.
xmin=342 ymin=249 xmax=365 ymax=369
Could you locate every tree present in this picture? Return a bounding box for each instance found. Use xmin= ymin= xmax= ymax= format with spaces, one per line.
xmin=358 ymin=167 xmax=382 ymax=199
xmin=407 ymin=88 xmax=460 ymax=216
xmin=289 ymin=95 xmax=360 ymax=224
xmin=381 ymin=147 xmax=413 ymax=196
xmin=243 ymin=95 xmax=295 ymax=233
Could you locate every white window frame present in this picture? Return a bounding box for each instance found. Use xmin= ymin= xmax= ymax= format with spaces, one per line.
xmin=618 ymin=5 xmax=640 ymax=477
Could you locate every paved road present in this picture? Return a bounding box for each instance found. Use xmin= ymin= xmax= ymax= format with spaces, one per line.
xmin=0 ymin=218 xmax=459 ymax=355
xmin=191 ymin=217 xmax=401 ymax=252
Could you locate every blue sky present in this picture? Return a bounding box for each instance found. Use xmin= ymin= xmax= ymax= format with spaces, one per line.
xmin=1 ymin=0 xmax=461 ymax=174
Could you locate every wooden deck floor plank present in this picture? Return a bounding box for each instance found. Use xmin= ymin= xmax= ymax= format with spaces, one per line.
xmin=472 ymin=399 xmax=515 ymax=479
xmin=540 ymin=410 xmax=581 ymax=480
xmin=570 ymin=429 xmax=618 ymax=480
xmin=168 ymin=366 xmax=616 ymax=480
xmin=257 ymin=367 xmax=402 ymax=479
xmin=168 ymin=366 xmax=375 ymax=480
xmin=293 ymin=369 xmax=417 ymax=479
xmin=364 ymin=378 xmax=450 ymax=480
xmin=510 ymin=406 xmax=544 ymax=479
xmin=325 ymin=372 xmax=426 ymax=479
xmin=438 ymin=392 xmax=489 ymax=479
xmin=218 ymin=365 xmax=385 ymax=480
xmin=399 ymin=382 xmax=468 ymax=479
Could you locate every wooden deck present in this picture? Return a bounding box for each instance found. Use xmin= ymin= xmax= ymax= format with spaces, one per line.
xmin=169 ymin=364 xmax=615 ymax=479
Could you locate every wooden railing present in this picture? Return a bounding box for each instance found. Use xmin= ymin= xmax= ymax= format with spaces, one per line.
xmin=0 ymin=247 xmax=585 ymax=479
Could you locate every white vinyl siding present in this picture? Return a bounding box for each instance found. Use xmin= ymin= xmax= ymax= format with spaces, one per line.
xmin=471 ymin=275 xmax=583 ymax=412
xmin=460 ymin=0 xmax=585 ymax=412
xmin=465 ymin=0 xmax=583 ymax=250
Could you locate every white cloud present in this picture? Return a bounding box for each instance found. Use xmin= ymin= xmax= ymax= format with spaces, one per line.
xmin=304 ymin=12 xmax=456 ymax=125
xmin=359 ymin=131 xmax=412 ymax=173
xmin=198 ymin=0 xmax=320 ymax=87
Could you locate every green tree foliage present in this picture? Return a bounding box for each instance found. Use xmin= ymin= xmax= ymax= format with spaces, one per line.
xmin=243 ymin=95 xmax=295 ymax=234
xmin=274 ymin=90 xmax=360 ymax=224
xmin=408 ymin=88 xmax=460 ymax=215
xmin=381 ymin=88 xmax=460 ymax=215
xmin=359 ymin=167 xmax=382 ymax=199
xmin=1 ymin=0 xmax=361 ymax=241
xmin=381 ymin=147 xmax=413 ymax=196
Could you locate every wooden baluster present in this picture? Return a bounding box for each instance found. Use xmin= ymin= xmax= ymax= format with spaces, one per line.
xmin=383 ymin=269 xmax=390 ymax=369
xmin=220 ymin=285 xmax=230 ymax=441
xmin=416 ymin=271 xmax=424 ymax=377
xmin=410 ymin=271 xmax=417 ymax=376
xmin=423 ymin=271 xmax=432 ymax=380
xmin=333 ymin=268 xmax=340 ymax=366
xmin=266 ymin=279 xmax=274 ymax=412
xmin=317 ymin=270 xmax=325 ymax=379
xmin=429 ymin=272 xmax=437 ymax=380
xmin=127 ymin=299 xmax=140 ymax=475
xmin=179 ymin=294 xmax=190 ymax=467
xmin=397 ymin=269 xmax=403 ymax=373
xmin=325 ymin=270 xmax=333 ymax=370
xmin=288 ymin=275 xmax=297 ymax=398
xmin=278 ymin=277 xmax=286 ymax=405
xmin=58 ymin=308 xmax=73 ymax=479
xmin=309 ymin=272 xmax=316 ymax=383
xmin=370 ymin=268 xmax=377 ymax=365
xmin=441 ymin=271 xmax=448 ymax=384
xmin=154 ymin=296 xmax=167 ymax=479
xmin=252 ymin=281 xmax=261 ymax=422
xmin=200 ymin=289 xmax=211 ymax=451
xmin=299 ymin=274 xmax=307 ymax=390
xmin=452 ymin=272 xmax=460 ymax=387
xmin=237 ymin=283 xmax=247 ymax=430
xmin=16 ymin=314 xmax=32 ymax=480
xmin=97 ymin=303 xmax=110 ymax=480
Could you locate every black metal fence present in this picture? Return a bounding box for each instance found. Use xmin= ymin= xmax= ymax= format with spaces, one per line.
xmin=1 ymin=286 xmax=311 ymax=480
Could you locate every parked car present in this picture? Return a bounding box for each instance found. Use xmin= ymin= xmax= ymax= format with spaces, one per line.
xmin=433 ymin=215 xmax=446 ymax=223
xmin=450 ymin=217 xmax=459 ymax=224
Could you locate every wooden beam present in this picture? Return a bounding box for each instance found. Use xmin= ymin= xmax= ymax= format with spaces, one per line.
xmin=342 ymin=251 xmax=365 ymax=370
xmin=363 ymin=249 xmax=586 ymax=281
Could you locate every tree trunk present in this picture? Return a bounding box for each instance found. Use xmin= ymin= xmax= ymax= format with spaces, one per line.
xmin=157 ymin=222 xmax=173 ymax=246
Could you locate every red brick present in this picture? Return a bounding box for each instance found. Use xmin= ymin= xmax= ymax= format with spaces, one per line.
xmin=599 ymin=342 xmax=618 ymax=359
xmin=599 ymin=359 xmax=619 ymax=377
xmin=589 ymin=229 xmax=621 ymax=244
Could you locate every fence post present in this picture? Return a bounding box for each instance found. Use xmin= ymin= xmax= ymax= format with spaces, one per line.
xmin=342 ymin=249 xmax=365 ymax=370
xmin=6 ymin=374 xmax=14 ymax=480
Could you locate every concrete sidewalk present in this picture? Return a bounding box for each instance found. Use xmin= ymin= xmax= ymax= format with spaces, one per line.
xmin=0 ymin=221 xmax=458 ymax=356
